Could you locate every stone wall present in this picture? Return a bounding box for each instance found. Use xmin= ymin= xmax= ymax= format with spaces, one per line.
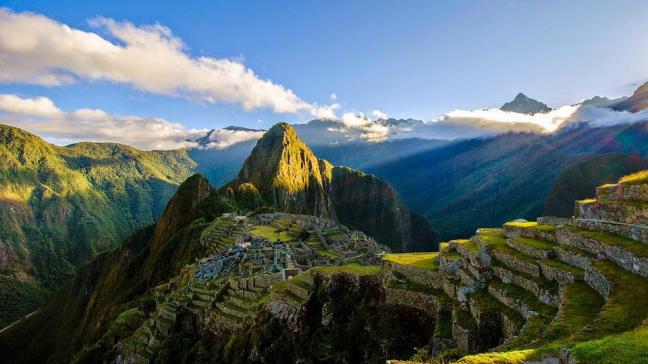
xmin=507 ymin=239 xmax=553 ymax=259
xmin=573 ymin=218 xmax=648 ymax=244
xmin=538 ymin=261 xmax=577 ymax=285
xmin=491 ymin=250 xmax=541 ymax=277
xmin=493 ymin=266 xmax=558 ymax=307
xmin=386 ymin=262 xmax=444 ymax=289
xmin=597 ymin=182 xmax=648 ymax=202
xmin=558 ymin=229 xmax=648 ymax=280
xmin=384 ymin=287 xmax=444 ymax=316
xmin=576 ymin=200 xmax=648 ymax=226
xmin=584 ymin=269 xmax=610 ymax=300
xmin=503 ymin=225 xmax=557 ymax=243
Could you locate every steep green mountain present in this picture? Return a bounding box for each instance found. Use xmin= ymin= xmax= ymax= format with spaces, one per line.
xmin=369 ymin=121 xmax=648 ymax=241
xmin=0 ymin=124 xmax=195 ymax=327
xmin=500 ymin=92 xmax=552 ymax=114
xmin=544 ymin=153 xmax=648 ymax=217
xmin=225 ymin=122 xmax=436 ymax=251
xmin=0 ymin=174 xmax=226 ymax=364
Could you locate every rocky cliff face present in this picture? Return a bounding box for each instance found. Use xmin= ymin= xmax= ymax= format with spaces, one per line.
xmin=228 ymin=122 xmax=436 ymax=251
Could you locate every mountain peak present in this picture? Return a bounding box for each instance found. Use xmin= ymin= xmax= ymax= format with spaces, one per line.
xmin=233 ymin=122 xmax=335 ymax=218
xmin=612 ymin=81 xmax=648 ymax=112
xmin=500 ymin=92 xmax=551 ymax=114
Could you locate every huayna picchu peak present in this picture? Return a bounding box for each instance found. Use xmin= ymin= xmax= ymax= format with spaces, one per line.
xmin=224 ymin=122 xmax=436 ymax=252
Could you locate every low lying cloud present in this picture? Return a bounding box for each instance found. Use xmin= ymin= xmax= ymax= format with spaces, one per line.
xmin=0 ymin=94 xmax=204 ymax=150
xmin=0 ymin=9 xmax=336 ymax=118
xmin=200 ymin=128 xmax=266 ymax=149
xmin=567 ymin=105 xmax=648 ymax=128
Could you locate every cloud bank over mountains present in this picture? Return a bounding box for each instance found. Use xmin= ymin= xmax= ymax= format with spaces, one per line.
xmin=0 ymin=8 xmax=337 ymax=119
xmin=0 ymin=94 xmax=204 ymax=150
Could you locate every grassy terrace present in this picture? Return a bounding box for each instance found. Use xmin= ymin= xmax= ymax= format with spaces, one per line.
xmin=572 ymin=260 xmax=648 ymax=341
xmin=387 ymin=276 xmax=450 ymax=299
xmin=440 ymin=250 xmax=462 ymax=262
xmin=290 ymin=275 xmax=311 ymax=290
xmin=311 ymin=264 xmax=381 ymax=276
xmin=512 ymin=237 xmax=555 ymax=251
xmin=567 ymin=226 xmax=648 ymax=258
xmin=250 ymin=224 xmax=294 ymax=241
xmin=555 ymin=243 xmax=597 ymax=259
xmin=504 ymin=221 xmax=556 ymax=232
xmin=490 ymin=259 xmax=558 ymax=293
xmin=489 ymin=279 xmax=557 ymax=320
xmin=450 ymin=239 xmax=480 ymax=254
xmin=482 ymin=233 xmax=539 ymax=265
xmin=543 ymin=282 xmax=604 ymax=342
xmin=469 ymin=289 xmax=526 ymax=328
xmin=620 ymin=170 xmax=648 ymax=184
xmin=382 ymin=252 xmax=439 ymax=270
xmin=539 ymin=259 xmax=585 ymax=279
xmin=571 ymin=322 xmax=648 ymax=363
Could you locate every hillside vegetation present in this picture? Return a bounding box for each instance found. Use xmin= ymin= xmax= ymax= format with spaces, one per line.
xmin=0 ymin=124 xmax=194 ymax=327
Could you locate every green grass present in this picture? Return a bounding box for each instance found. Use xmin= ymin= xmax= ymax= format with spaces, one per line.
xmin=489 ymin=279 xmax=557 ymax=320
xmin=477 ymin=228 xmax=504 ymax=236
xmin=570 ymin=321 xmax=648 ymax=363
xmin=542 ymin=282 xmax=604 ymax=341
xmin=439 ymin=242 xmax=449 ymax=251
xmin=490 ymin=259 xmax=559 ymax=293
xmin=578 ymin=198 xmax=597 ymax=204
xmin=567 ymin=226 xmax=648 ymax=258
xmin=539 ymin=259 xmax=584 ymax=279
xmin=290 ymin=275 xmax=311 ymax=290
xmin=250 ymin=224 xmax=294 ymax=242
xmin=311 ymin=264 xmax=381 ymax=276
xmin=456 ymin=350 xmax=536 ymax=364
xmin=469 ymin=289 xmax=526 ymax=328
xmin=486 ymin=236 xmax=539 ymax=265
xmin=440 ymin=250 xmax=462 ymax=262
xmin=504 ymin=221 xmax=556 ymax=232
xmin=382 ymin=252 xmax=439 ymax=270
xmin=619 ymin=170 xmax=648 ymax=184
xmin=511 ymin=237 xmax=555 ymax=251
xmin=572 ymin=260 xmax=648 ymax=341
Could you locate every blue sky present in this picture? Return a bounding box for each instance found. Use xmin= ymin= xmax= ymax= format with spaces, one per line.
xmin=0 ymin=0 xmax=647 ymax=148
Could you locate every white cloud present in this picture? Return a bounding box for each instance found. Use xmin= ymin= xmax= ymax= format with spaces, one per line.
xmin=0 ymin=9 xmax=337 ymax=118
xmin=0 ymin=94 xmax=63 ymax=118
xmin=201 ymin=128 xmax=266 ymax=149
xmin=436 ymin=106 xmax=579 ymax=133
xmin=371 ymin=109 xmax=388 ymax=120
xmin=567 ymin=105 xmax=648 ymax=128
xmin=330 ymin=93 xmax=337 ymax=101
xmin=0 ymin=94 xmax=203 ymax=150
